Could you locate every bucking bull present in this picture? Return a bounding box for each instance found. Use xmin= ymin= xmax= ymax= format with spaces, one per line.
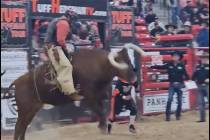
xmin=7 ymin=43 xmax=145 ymax=140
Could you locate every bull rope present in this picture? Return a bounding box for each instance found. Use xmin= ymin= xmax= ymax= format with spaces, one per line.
xmin=33 ymin=68 xmax=42 ymax=102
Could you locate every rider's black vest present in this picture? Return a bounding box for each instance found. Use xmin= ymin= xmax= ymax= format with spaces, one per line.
xmin=45 ymin=17 xmax=71 ymax=45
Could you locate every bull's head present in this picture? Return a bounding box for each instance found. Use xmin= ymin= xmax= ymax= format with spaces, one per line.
xmin=108 ymin=43 xmax=145 ymax=83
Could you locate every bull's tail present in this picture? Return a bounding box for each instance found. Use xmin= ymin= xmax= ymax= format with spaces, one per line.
xmin=1 ymin=81 xmax=15 ymax=99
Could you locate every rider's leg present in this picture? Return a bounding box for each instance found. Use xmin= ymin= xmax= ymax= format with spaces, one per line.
xmin=47 ymin=46 xmax=83 ymax=100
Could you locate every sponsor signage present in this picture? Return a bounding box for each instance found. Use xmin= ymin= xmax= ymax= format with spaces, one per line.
xmin=143 ymin=91 xmax=190 ymax=114
xmin=1 ymin=95 xmax=18 ymax=130
xmin=1 ymin=4 xmax=28 ymax=47
xmin=29 ymin=0 xmax=108 ymax=21
xmin=109 ymin=6 xmax=135 ymax=45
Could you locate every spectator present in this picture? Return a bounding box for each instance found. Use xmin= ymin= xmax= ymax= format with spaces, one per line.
xmin=167 ymin=0 xmax=180 ymax=25
xmin=192 ymin=52 xmax=209 ymax=123
xmin=136 ymin=0 xmax=143 ymax=17
xmin=177 ymin=21 xmax=192 ymax=34
xmin=109 ymin=0 xmax=120 ymax=6
xmin=162 ymin=23 xmax=177 ymax=35
xmin=150 ymin=52 xmax=190 ymax=121
xmin=148 ymin=17 xmax=165 ymax=31
xmin=190 ymin=8 xmax=201 ymax=25
xmin=150 ymin=22 xmax=164 ymax=37
xmin=127 ymin=0 xmax=134 ymax=6
xmin=198 ymin=6 xmax=209 ymax=23
xmin=145 ymin=9 xmax=157 ymax=24
xmin=196 ymin=0 xmax=208 ymax=11
xmin=144 ymin=0 xmax=153 ymax=16
xmin=180 ymin=0 xmax=194 ymax=23
xmin=196 ymin=22 xmax=209 ymax=47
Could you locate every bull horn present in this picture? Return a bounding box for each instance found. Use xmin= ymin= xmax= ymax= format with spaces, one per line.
xmin=124 ymin=43 xmax=145 ymax=56
xmin=1 ymin=70 xmax=6 ymax=76
xmin=108 ymin=52 xmax=128 ymax=70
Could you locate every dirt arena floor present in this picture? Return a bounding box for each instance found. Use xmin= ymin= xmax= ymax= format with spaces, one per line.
xmin=2 ymin=110 xmax=209 ymax=140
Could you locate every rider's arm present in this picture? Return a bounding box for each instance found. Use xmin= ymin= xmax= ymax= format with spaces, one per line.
xmin=56 ymin=20 xmax=70 ymax=48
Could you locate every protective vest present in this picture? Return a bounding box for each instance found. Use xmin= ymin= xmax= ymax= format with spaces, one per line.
xmin=45 ymin=17 xmax=71 ymax=45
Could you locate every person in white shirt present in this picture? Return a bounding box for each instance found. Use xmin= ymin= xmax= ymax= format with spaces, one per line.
xmin=148 ymin=17 xmax=165 ymax=32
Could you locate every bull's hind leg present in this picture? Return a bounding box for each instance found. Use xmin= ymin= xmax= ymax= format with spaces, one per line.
xmin=14 ymin=104 xmax=42 ymax=140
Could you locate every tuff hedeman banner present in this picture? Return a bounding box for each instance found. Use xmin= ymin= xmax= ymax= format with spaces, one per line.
xmin=29 ymin=0 xmax=108 ymax=21
xmin=109 ymin=6 xmax=135 ymax=46
xmin=1 ymin=4 xmax=28 ymax=47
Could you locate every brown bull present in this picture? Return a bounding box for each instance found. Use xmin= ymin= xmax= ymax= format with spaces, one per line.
xmin=8 ymin=43 xmax=144 ymax=140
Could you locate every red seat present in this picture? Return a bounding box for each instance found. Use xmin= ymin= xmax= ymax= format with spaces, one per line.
xmin=135 ymin=18 xmax=146 ymax=26
xmin=135 ymin=26 xmax=148 ymax=33
xmin=136 ymin=33 xmax=153 ymax=42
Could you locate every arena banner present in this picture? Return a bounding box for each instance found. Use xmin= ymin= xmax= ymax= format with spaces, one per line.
xmin=143 ymin=90 xmax=190 ymax=114
xmin=1 ymin=50 xmax=28 ymax=88
xmin=109 ymin=6 xmax=135 ymax=46
xmin=1 ymin=96 xmax=17 ymax=130
xmin=29 ymin=0 xmax=108 ymax=21
xmin=1 ymin=4 xmax=28 ymax=47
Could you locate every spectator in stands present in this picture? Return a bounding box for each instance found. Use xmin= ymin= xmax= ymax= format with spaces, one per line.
xmin=196 ymin=22 xmax=209 ymax=47
xmin=177 ymin=21 xmax=192 ymax=34
xmin=192 ymin=52 xmax=209 ymax=123
xmin=144 ymin=0 xmax=153 ymax=16
xmin=145 ymin=9 xmax=157 ymax=24
xmin=150 ymin=52 xmax=190 ymax=121
xmin=127 ymin=0 xmax=134 ymax=6
xmin=136 ymin=0 xmax=143 ymax=17
xmin=167 ymin=0 xmax=180 ymax=25
xmin=190 ymin=7 xmax=202 ymax=25
xmin=180 ymin=0 xmax=194 ymax=23
xmin=109 ymin=0 xmax=120 ymax=6
xmin=198 ymin=6 xmax=209 ymax=23
xmin=150 ymin=22 xmax=164 ymax=37
xmin=196 ymin=0 xmax=208 ymax=11
xmin=162 ymin=23 xmax=177 ymax=35
xmin=148 ymin=17 xmax=165 ymax=32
